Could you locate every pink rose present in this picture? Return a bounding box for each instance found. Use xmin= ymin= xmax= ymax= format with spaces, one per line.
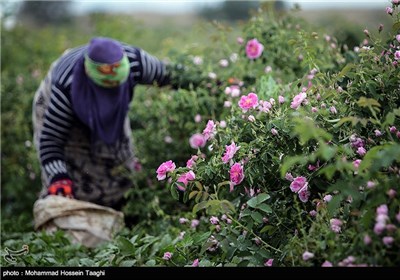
xmin=245 ymin=38 xmax=264 ymax=59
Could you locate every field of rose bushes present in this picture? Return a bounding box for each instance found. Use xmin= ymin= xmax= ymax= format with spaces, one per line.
xmin=1 ymin=2 xmax=399 ymax=267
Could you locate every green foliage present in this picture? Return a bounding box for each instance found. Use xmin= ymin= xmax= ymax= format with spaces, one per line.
xmin=2 ymin=2 xmax=399 ymax=267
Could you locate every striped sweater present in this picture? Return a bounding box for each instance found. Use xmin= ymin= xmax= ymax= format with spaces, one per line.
xmin=40 ymin=43 xmax=170 ymax=184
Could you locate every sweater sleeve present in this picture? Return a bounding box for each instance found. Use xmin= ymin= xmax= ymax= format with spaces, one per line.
xmin=39 ymin=83 xmax=74 ymax=184
xmin=136 ymin=48 xmax=171 ymax=86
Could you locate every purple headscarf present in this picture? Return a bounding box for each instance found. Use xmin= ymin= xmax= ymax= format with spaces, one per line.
xmin=71 ymin=37 xmax=132 ymax=145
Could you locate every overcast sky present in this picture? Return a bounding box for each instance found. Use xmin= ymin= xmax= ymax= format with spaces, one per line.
xmin=72 ymin=0 xmax=390 ymax=14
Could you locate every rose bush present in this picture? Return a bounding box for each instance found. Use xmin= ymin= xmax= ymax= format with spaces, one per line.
xmin=154 ymin=3 xmax=400 ymax=266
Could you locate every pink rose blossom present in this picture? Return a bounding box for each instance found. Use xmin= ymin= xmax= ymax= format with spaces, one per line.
xmin=222 ymin=142 xmax=241 ymax=164
xmin=387 ymin=189 xmax=397 ymax=199
xmin=191 ymin=219 xmax=200 ymax=228
xmin=285 ymin=172 xmax=294 ymax=181
xmin=383 ymin=236 xmax=394 ymax=246
xmin=357 ymin=146 xmax=367 ymax=156
xmin=259 ymin=100 xmax=272 ymax=113
xmin=389 ymin=126 xmax=397 ymax=133
xmin=376 ymin=214 xmax=388 ymax=224
xmin=186 ymin=155 xmax=198 ymax=169
xmin=289 ymin=176 xmax=307 ymax=193
xmin=366 ymin=181 xmax=376 ymax=189
xmin=308 ymin=164 xmax=317 ymax=171
xmin=290 ymin=92 xmax=307 ymax=110
xmin=298 ymin=185 xmax=310 ymax=203
xmin=164 ymin=136 xmax=173 ymax=143
xmin=396 ymin=211 xmax=400 ymax=223
xmin=309 ymin=210 xmax=317 ymax=217
xmin=330 ymin=218 xmax=343 ymax=233
xmin=194 ymin=114 xmax=202 ymax=123
xmin=208 ymin=72 xmax=217 ymax=79
xmin=238 ymin=92 xmax=259 ymax=112
xmin=176 ymin=171 xmax=196 ymax=191
xmin=264 ymin=259 xmax=274 ymax=266
xmin=156 ymin=160 xmax=176 ymax=181
xmin=192 ymin=258 xmax=199 ymax=267
xmin=386 ymin=6 xmax=393 ymax=15
xmin=245 ymin=38 xmax=264 ymax=59
xmin=219 ymin=120 xmax=227 ymax=128
xmin=323 ymin=194 xmax=333 ymax=202
xmin=163 ymin=252 xmax=172 ymax=260
xmin=321 ymin=260 xmax=333 ymax=267
xmin=229 ymin=163 xmax=244 ymax=191
xmin=278 ymin=95 xmax=285 ymax=104
xmin=219 ymin=59 xmax=229 ymax=67
xmin=193 ymin=56 xmax=203 ymax=65
xmin=189 ymin=133 xmax=206 ymax=149
xmin=374 ymin=129 xmax=382 ymax=137
xmin=210 ymin=216 xmax=219 ymax=225
xmin=377 ymin=204 xmax=388 ymax=215
xmin=224 ymin=101 xmax=232 ymax=108
xmin=353 ymin=159 xmax=362 ymax=169
xmin=386 ymin=224 xmax=396 ymax=233
xmin=374 ymin=222 xmax=386 ymax=235
xmin=364 ymin=234 xmax=372 ymax=245
xmin=395 ymin=50 xmax=400 ymax=60
xmin=203 ymin=120 xmax=216 ymax=141
xmin=302 ymin=251 xmax=314 ymax=261
xmin=230 ymin=86 xmax=241 ymax=97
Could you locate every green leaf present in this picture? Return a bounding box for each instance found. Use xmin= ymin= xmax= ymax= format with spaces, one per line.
xmin=327 ymin=195 xmax=342 ymax=216
xmin=240 ymin=209 xmax=252 ymax=217
xmin=392 ymin=21 xmax=400 ymax=33
xmin=218 ymin=180 xmax=232 ymax=189
xmin=169 ymin=184 xmax=179 ymax=200
xmin=335 ymin=116 xmax=361 ymax=127
xmin=260 ymin=225 xmax=275 ymax=235
xmin=116 ymin=237 xmax=136 ymax=256
xmin=383 ymin=112 xmax=395 ymax=128
xmin=189 ymin=191 xmax=198 ymax=200
xmin=357 ymin=97 xmax=380 ymax=108
xmin=119 ymin=260 xmax=136 ymax=267
xmin=145 ymin=260 xmax=156 ymax=266
xmin=192 ymin=201 xmax=208 ymax=214
xmin=192 ymin=232 xmax=211 ymax=244
xmin=281 ymin=155 xmax=308 ymax=177
xmin=337 ymin=63 xmax=355 ymax=78
xmin=247 ymin=193 xmax=270 ymax=208
xmin=193 ymin=181 xmax=203 ymax=191
xmin=251 ymin=211 xmax=264 ymax=223
xmin=359 ymin=143 xmax=400 ymax=173
xmin=319 ymin=145 xmax=337 ymax=161
xmin=317 ymin=164 xmax=337 ymax=180
xmin=220 ymin=199 xmax=236 ymax=214
xmin=256 ymin=203 xmax=272 ymax=214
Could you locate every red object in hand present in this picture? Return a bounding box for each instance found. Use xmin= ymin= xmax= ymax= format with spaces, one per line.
xmin=47 ymin=179 xmax=74 ymax=198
